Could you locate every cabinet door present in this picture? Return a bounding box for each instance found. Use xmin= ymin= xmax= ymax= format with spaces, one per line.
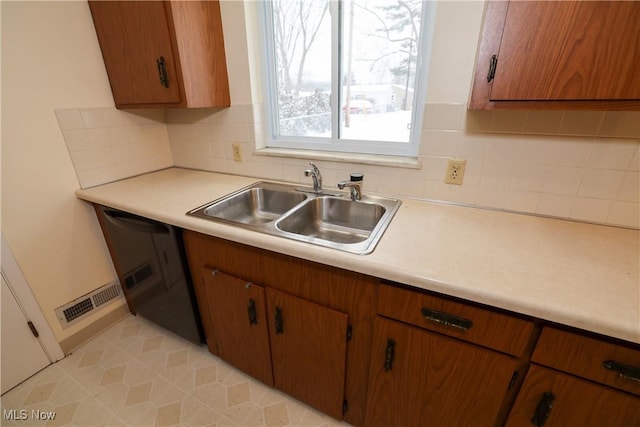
xmin=89 ymin=1 xmax=182 ymax=106
xmin=365 ymin=317 xmax=517 ymax=427
xmin=203 ymin=269 xmax=273 ymax=386
xmin=492 ymin=1 xmax=640 ymax=101
xmin=506 ymin=365 xmax=640 ymax=426
xmin=266 ymin=288 xmax=349 ymax=420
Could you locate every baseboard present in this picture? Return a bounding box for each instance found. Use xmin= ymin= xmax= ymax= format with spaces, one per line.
xmin=58 ymin=304 xmax=130 ymax=354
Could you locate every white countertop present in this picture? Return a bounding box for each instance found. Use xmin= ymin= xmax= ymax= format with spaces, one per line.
xmin=76 ymin=168 xmax=640 ymax=344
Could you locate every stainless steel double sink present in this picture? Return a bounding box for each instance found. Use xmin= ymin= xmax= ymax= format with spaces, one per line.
xmin=187 ymin=181 xmax=401 ymax=255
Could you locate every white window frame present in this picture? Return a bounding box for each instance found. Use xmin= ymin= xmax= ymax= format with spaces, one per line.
xmin=261 ymin=0 xmax=435 ymax=158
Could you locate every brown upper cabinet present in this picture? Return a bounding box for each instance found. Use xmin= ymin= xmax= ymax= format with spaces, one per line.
xmin=88 ymin=1 xmax=230 ymax=109
xmin=469 ymin=1 xmax=640 ymax=110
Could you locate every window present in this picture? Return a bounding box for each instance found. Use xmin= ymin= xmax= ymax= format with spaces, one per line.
xmin=262 ymin=0 xmax=432 ymax=157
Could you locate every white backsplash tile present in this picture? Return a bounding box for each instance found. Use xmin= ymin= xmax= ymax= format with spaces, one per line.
xmin=56 ymin=109 xmax=85 ymax=130
xmin=588 ymin=139 xmax=638 ymax=170
xmin=543 ymin=166 xmax=584 ymax=195
xmin=424 ymin=180 xmax=451 ymax=201
xmin=376 ymin=175 xmax=401 ymax=197
xmin=422 ymin=103 xmax=465 ymax=131
xmin=455 ymin=133 xmax=489 ymax=160
xmin=570 ymin=197 xmax=613 ymax=223
xmin=485 ymin=136 xmax=520 ymax=162
xmin=510 ymin=164 xmax=548 ymax=192
xmin=421 ymin=130 xmax=459 ymax=157
xmin=57 ymin=107 xmax=172 ymax=189
xmin=523 ymin=111 xmax=564 ymax=135
xmin=627 ymin=144 xmax=640 ymax=171
xmin=80 ymin=108 xmax=108 ymax=129
xmin=551 ymin=137 xmax=595 ymax=168
xmin=398 ymin=178 xmax=425 ymax=198
xmin=476 ymin=186 xmax=507 ymax=210
xmin=62 ymin=129 xmax=90 ymax=151
xmin=422 ymin=156 xmax=449 ymax=182
xmin=578 ymin=169 xmax=626 ymax=199
xmin=59 ymin=103 xmax=639 ymax=229
xmin=617 ymin=171 xmax=640 ymax=203
xmin=536 ymin=193 xmax=574 ymax=218
xmin=515 ymin=137 xmax=556 ymax=165
xmin=599 ymin=112 xmax=640 ymax=139
xmin=479 ymin=161 xmax=513 ymax=189
xmin=505 ymin=189 xmax=540 ymax=213
xmin=559 ymin=111 xmax=604 ymax=136
xmin=491 ymin=110 xmax=527 ymax=133
xmin=608 ymin=201 xmax=640 ymax=228
xmin=459 ymin=159 xmax=482 ymax=186
xmin=448 ymin=184 xmax=478 ymax=205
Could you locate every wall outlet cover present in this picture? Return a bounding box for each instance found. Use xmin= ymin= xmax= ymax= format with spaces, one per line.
xmin=232 ymin=143 xmax=242 ymax=162
xmin=445 ymin=158 xmax=466 ymax=185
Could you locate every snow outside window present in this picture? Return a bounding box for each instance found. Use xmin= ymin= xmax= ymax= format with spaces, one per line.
xmin=262 ymin=0 xmax=433 ymax=157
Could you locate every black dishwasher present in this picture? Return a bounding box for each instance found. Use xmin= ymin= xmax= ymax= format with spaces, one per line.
xmin=96 ymin=205 xmax=204 ymax=345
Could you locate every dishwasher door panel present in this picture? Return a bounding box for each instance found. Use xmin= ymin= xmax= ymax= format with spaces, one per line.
xmin=96 ymin=205 xmax=204 ymax=345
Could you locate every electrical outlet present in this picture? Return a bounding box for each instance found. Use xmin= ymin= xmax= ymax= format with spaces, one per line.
xmin=445 ymin=158 xmax=466 ymax=185
xmin=232 ymin=143 xmax=242 ymax=162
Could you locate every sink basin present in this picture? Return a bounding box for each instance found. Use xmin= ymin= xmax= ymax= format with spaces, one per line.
xmin=189 ymin=182 xmax=307 ymax=225
xmin=188 ymin=181 xmax=401 ymax=254
xmin=276 ymin=197 xmax=386 ymax=244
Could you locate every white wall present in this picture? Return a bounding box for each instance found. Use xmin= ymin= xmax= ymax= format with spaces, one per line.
xmin=1 ymin=1 xmax=126 ymax=342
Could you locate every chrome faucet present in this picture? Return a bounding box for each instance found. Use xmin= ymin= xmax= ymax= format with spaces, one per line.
xmin=338 ymin=180 xmax=362 ymax=201
xmin=304 ymin=162 xmax=323 ymax=192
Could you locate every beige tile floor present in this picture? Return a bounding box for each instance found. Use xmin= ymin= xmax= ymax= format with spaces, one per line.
xmin=1 ymin=314 xmax=350 ymax=426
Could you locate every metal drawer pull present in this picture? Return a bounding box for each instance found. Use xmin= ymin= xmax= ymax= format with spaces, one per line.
xmin=530 ymin=392 xmax=555 ymax=427
xmin=421 ymin=308 xmax=473 ymax=331
xmin=603 ymin=360 xmax=640 ymax=382
xmin=384 ymin=339 xmax=396 ymax=371
xmin=247 ymin=298 xmax=257 ymax=325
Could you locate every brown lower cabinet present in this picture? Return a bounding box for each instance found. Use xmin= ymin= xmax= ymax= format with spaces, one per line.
xmin=365 ymin=317 xmax=520 ymax=427
xmin=266 ymin=288 xmax=349 ymax=419
xmin=184 ymin=231 xmax=377 ymax=426
xmin=506 ymin=326 xmax=640 ymax=426
xmin=182 ymin=229 xmax=639 ymax=426
xmin=202 ymin=267 xmax=349 ymax=419
xmin=506 ymin=365 xmax=640 ymax=426
xmin=202 ymin=269 xmax=273 ymax=386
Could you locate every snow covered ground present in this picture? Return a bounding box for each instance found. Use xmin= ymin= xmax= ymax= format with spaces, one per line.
xmin=308 ymin=110 xmax=413 ymax=142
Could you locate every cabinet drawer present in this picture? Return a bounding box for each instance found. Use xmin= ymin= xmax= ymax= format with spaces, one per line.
xmin=378 ymin=283 xmax=535 ymax=356
xmin=533 ymin=327 xmax=640 ymax=396
xmin=506 ymin=365 xmax=640 ymax=427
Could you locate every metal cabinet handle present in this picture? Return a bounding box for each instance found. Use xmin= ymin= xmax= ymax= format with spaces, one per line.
xmin=156 ymin=56 xmax=169 ymax=88
xmin=487 ymin=54 xmax=498 ymax=82
xmin=421 ymin=308 xmax=473 ymax=331
xmin=603 ymin=360 xmax=640 ymax=383
xmin=247 ymin=298 xmax=257 ymax=325
xmin=274 ymin=306 xmax=283 ymax=334
xmin=384 ymin=339 xmax=396 ymax=371
xmin=530 ymin=392 xmax=555 ymax=427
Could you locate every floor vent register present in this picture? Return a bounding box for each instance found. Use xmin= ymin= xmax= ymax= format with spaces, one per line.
xmin=55 ymin=281 xmax=123 ymax=328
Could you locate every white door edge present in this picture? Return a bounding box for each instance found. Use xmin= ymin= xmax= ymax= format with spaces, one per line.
xmin=1 ymin=233 xmax=64 ymax=362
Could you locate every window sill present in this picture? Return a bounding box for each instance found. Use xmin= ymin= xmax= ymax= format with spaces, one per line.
xmin=253 ymin=147 xmax=422 ymax=169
